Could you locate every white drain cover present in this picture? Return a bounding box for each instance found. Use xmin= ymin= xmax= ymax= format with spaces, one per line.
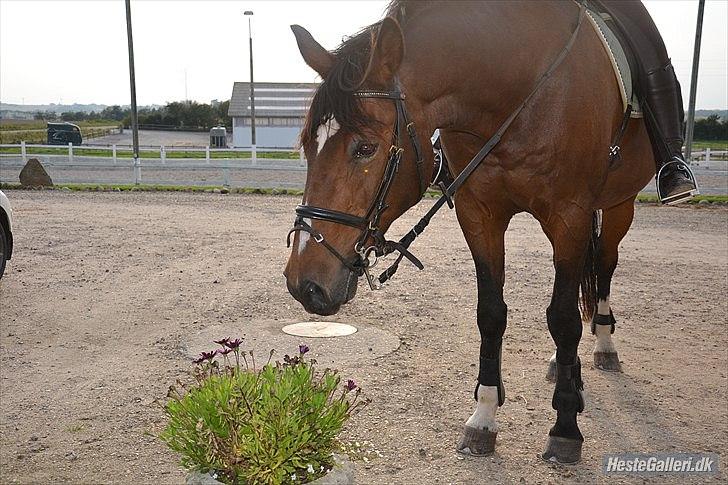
xmin=282 ymin=321 xmax=358 ymax=338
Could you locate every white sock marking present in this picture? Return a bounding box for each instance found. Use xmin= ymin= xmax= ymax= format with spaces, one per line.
xmin=594 ymin=296 xmax=617 ymax=353
xmin=316 ymin=118 xmax=340 ymax=155
xmin=597 ymin=297 xmax=610 ymax=316
xmin=465 ymin=385 xmax=499 ymax=432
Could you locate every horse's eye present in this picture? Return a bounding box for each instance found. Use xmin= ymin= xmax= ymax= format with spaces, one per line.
xmin=354 ymin=142 xmax=378 ymax=159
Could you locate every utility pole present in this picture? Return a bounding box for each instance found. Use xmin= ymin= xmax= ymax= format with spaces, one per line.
xmin=684 ymin=0 xmax=705 ymax=162
xmin=125 ymin=0 xmax=140 ymax=184
xmin=244 ymin=10 xmax=256 ymax=146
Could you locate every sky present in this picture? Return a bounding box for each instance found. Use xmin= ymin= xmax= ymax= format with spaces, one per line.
xmin=0 ymin=0 xmax=726 ymax=109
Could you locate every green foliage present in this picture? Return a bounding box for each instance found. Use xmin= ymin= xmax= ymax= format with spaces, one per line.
xmin=161 ymin=344 xmax=366 ymax=484
xmin=693 ymin=115 xmax=728 ymax=141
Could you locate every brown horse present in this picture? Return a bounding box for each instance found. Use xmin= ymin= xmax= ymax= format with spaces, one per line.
xmin=284 ymin=0 xmax=655 ymax=463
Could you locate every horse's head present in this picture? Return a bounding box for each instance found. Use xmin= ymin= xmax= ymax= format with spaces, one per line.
xmin=284 ymin=18 xmax=433 ymax=315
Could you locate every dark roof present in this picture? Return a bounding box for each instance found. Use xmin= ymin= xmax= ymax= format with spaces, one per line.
xmin=228 ymin=82 xmax=318 ymax=118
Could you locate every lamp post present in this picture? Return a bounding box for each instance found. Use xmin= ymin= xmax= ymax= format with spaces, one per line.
xmin=683 ymin=0 xmax=705 ymax=162
xmin=125 ymin=0 xmax=140 ymax=184
xmin=244 ymin=10 xmax=256 ymax=147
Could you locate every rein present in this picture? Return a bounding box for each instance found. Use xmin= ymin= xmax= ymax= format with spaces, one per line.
xmin=289 ymin=4 xmax=586 ymax=290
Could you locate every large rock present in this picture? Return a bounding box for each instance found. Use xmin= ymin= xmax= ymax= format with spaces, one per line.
xmin=19 ymin=158 xmax=53 ymax=187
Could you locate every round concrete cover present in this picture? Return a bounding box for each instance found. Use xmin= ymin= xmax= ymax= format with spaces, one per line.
xmin=187 ymin=319 xmax=400 ymax=367
xmin=282 ymin=321 xmax=357 ymax=338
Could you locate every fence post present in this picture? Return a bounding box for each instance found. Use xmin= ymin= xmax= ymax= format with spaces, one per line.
xmin=161 ymin=145 xmax=166 ymax=164
xmin=134 ymin=158 xmax=141 ymax=185
xmin=223 ymin=159 xmax=230 ymax=187
xmin=705 ymin=147 xmax=711 ymax=164
xmin=299 ymin=147 xmax=305 ymax=167
xmin=206 ymin=145 xmax=210 ymax=164
xmin=251 ymin=144 xmax=257 ymax=166
xmin=20 ymin=141 xmax=27 ymax=163
xmin=68 ymin=142 xmax=73 ymax=163
xmin=112 ymin=144 xmax=117 ymax=163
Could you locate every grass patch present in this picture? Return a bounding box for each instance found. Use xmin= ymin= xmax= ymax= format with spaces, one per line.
xmin=691 ymin=139 xmax=728 ymax=151
xmin=66 ymin=424 xmax=86 ymax=433
xmin=1 ymin=182 xmax=725 ymax=205
xmin=0 ymin=182 xmax=305 ymax=196
xmin=0 ymin=119 xmax=121 ymax=130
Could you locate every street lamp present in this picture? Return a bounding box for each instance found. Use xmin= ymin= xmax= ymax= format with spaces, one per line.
xmin=125 ymin=0 xmax=140 ymax=184
xmin=244 ymin=10 xmax=256 ymax=147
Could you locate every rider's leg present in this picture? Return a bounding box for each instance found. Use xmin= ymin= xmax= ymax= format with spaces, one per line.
xmin=599 ymin=0 xmax=698 ymax=204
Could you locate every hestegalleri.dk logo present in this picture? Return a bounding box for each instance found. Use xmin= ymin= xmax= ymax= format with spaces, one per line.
xmin=603 ymin=453 xmax=720 ymax=475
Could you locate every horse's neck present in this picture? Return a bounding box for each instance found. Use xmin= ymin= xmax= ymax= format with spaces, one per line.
xmin=398 ymin=1 xmax=582 ymax=137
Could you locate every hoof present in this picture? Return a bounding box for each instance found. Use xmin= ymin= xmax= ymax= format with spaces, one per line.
xmin=541 ymin=436 xmax=582 ymax=464
xmin=546 ymin=359 xmax=557 ymax=382
xmin=456 ymin=426 xmax=497 ymax=456
xmin=593 ymin=352 xmax=621 ymax=372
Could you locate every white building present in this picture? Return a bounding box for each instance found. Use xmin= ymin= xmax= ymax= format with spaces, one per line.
xmin=228 ymin=81 xmax=317 ymax=148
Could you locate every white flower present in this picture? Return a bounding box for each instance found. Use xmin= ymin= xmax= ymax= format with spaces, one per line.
xmin=307 ymin=464 xmax=315 ymax=474
xmin=291 ymin=473 xmax=297 ymax=481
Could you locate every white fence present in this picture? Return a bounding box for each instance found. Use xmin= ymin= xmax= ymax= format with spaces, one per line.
xmin=687 ymin=147 xmax=728 ymax=169
xmin=0 ymin=142 xmax=308 ymax=187
xmin=0 ymin=142 xmax=726 ymax=189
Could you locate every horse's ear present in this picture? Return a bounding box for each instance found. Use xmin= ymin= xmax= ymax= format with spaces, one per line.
xmin=291 ymin=25 xmax=334 ymax=78
xmin=364 ymin=17 xmax=404 ymax=86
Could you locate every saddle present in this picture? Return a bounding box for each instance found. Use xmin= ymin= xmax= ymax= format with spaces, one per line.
xmin=584 ymin=2 xmax=643 ymax=118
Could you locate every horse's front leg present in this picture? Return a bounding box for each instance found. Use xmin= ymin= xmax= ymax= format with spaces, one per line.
xmin=455 ymin=203 xmax=511 ymax=456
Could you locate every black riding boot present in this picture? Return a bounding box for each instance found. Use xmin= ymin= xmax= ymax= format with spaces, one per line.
xmin=642 ymin=63 xmax=699 ymax=204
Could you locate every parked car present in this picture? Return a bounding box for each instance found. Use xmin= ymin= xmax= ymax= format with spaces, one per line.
xmin=47 ymin=122 xmax=83 ymax=145
xmin=0 ymin=190 xmax=13 ymax=279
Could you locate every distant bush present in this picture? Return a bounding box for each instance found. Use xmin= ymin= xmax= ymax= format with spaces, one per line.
xmin=693 ymin=115 xmax=728 ymax=141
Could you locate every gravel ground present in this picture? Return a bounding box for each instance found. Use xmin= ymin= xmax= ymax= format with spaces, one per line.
xmin=0 ymin=191 xmax=726 ymax=484
xmin=83 ymin=130 xmax=226 ymax=148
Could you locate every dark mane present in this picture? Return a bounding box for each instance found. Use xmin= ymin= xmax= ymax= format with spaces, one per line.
xmin=301 ymin=23 xmax=382 ymax=147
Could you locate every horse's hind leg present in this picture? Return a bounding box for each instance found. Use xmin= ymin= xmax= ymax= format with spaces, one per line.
xmin=454 ymin=201 xmax=512 ymax=457
xmin=545 ymin=198 xmax=635 ymax=379
xmin=540 ymin=211 xmax=593 ymax=464
xmin=592 ymin=197 xmax=635 ymax=371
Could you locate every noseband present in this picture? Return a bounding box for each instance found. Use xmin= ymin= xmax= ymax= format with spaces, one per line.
xmin=286 ymin=84 xmax=428 ymax=290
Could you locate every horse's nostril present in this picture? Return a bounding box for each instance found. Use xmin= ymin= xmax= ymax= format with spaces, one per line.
xmin=301 ymin=280 xmax=330 ymax=312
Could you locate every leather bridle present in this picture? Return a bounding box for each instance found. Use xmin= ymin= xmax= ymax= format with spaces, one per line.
xmin=287 ymin=83 xmax=428 ymax=289
xmin=287 ymin=4 xmax=586 ymax=290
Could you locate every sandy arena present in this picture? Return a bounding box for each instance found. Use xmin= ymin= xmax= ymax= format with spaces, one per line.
xmin=0 ymin=190 xmax=726 ymax=484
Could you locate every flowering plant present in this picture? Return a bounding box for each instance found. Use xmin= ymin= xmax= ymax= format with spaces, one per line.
xmin=161 ymin=339 xmax=367 ymax=484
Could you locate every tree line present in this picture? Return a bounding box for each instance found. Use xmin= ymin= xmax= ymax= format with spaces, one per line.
xmin=692 ymin=115 xmax=728 ymax=141
xmin=34 ymin=101 xmax=232 ymax=130
xmin=31 ymin=105 xmax=726 ymax=140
